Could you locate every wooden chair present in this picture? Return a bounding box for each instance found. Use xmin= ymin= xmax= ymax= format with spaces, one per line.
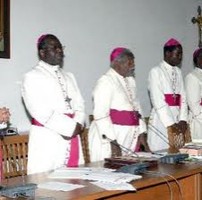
xmin=0 ymin=134 xmax=29 ymax=179
xmin=167 ymin=126 xmax=192 ymax=153
xmin=80 ymin=128 xmax=90 ymax=164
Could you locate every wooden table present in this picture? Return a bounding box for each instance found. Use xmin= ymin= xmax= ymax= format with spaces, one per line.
xmin=3 ymin=161 xmax=202 ymax=200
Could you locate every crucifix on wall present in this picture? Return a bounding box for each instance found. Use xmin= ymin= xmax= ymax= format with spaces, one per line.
xmin=192 ymin=6 xmax=202 ymax=48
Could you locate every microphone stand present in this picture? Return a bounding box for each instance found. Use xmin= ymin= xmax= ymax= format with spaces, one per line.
xmin=139 ymin=117 xmax=174 ymax=151
xmin=102 ymin=134 xmax=140 ymax=158
xmin=102 ymin=134 xmax=152 ymax=174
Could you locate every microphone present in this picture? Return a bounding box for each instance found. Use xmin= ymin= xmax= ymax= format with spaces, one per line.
xmin=102 ymin=134 xmax=139 ymax=158
xmin=102 ymin=134 xmax=154 ymax=174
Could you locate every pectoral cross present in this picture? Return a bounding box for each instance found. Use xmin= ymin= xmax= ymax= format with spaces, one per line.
xmin=192 ymin=6 xmax=202 ymax=47
xmin=65 ymin=96 xmax=72 ymax=109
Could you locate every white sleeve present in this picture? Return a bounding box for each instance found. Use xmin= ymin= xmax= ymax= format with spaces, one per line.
xmin=178 ymin=72 xmax=188 ymax=121
xmin=67 ymin=73 xmax=85 ymax=126
xmin=132 ymin=79 xmax=146 ymax=133
xmin=185 ymin=73 xmax=201 ymax=116
xmin=93 ymin=77 xmax=116 ymax=141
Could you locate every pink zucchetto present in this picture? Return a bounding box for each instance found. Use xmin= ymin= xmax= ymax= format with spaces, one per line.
xmin=110 ymin=47 xmax=126 ymax=62
xmin=193 ymin=48 xmax=202 ymax=59
xmin=37 ymin=34 xmax=48 ymax=48
xmin=164 ymin=38 xmax=181 ymax=47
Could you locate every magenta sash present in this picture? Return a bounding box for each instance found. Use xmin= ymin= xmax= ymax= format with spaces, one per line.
xmin=110 ymin=109 xmax=139 ymax=126
xmin=164 ymin=94 xmax=181 ymax=106
xmin=31 ymin=118 xmax=43 ymax=126
xmin=200 ymin=99 xmax=202 ymax=106
xmin=32 ymin=113 xmax=79 ymax=167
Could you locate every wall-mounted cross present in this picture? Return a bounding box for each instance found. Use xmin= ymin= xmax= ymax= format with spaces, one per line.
xmin=192 ymin=6 xmax=202 ymax=48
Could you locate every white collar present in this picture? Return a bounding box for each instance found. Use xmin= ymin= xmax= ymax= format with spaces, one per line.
xmin=162 ymin=60 xmax=177 ymax=71
xmin=38 ymin=60 xmax=60 ymax=72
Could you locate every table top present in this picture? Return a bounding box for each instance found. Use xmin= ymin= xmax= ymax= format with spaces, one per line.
xmin=2 ymin=161 xmax=202 ymax=200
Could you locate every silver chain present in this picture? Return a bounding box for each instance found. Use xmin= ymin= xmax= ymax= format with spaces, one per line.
xmin=55 ymin=70 xmax=72 ymax=110
xmin=123 ymin=78 xmax=137 ymax=112
xmin=39 ymin=65 xmax=72 ymax=110
xmin=171 ymin=68 xmax=177 ymax=99
xmin=161 ymin=66 xmax=178 ymax=99
xmin=123 ymin=78 xmax=139 ymax=151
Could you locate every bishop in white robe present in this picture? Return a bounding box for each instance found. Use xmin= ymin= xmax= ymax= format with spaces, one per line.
xmin=21 ymin=34 xmax=85 ymax=174
xmin=148 ymin=38 xmax=188 ymax=152
xmin=185 ymin=48 xmax=202 ymax=140
xmin=89 ymin=48 xmax=147 ymax=162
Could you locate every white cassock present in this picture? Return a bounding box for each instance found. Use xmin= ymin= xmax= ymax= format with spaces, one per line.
xmin=148 ymin=61 xmax=188 ymax=152
xmin=21 ymin=60 xmax=85 ymax=174
xmin=88 ymin=68 xmax=146 ymax=162
xmin=185 ymin=68 xmax=202 ymax=140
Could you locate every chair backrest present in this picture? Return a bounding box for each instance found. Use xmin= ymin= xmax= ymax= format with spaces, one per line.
xmin=80 ymin=128 xmax=90 ymax=164
xmin=0 ymin=134 xmax=29 ymax=179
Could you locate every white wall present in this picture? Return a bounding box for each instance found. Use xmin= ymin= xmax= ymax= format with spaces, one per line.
xmin=0 ymin=0 xmax=201 ymax=131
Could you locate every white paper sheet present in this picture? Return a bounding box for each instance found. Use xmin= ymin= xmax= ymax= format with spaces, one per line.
xmin=38 ymin=181 xmax=84 ymax=191
xmin=90 ymin=181 xmax=136 ymax=191
xmin=48 ymin=167 xmax=114 ymax=179
xmin=48 ymin=167 xmax=142 ymax=183
xmin=82 ymin=171 xmax=142 ymax=183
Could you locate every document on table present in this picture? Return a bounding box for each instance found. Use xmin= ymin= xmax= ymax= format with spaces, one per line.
xmin=82 ymin=171 xmax=141 ymax=183
xmin=48 ymin=167 xmax=142 ymax=183
xmin=48 ymin=167 xmax=114 ymax=179
xmin=90 ymin=181 xmax=136 ymax=191
xmin=38 ymin=181 xmax=84 ymax=191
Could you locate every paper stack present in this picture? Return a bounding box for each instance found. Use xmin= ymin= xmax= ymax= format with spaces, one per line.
xmin=179 ymin=141 xmax=202 ymax=156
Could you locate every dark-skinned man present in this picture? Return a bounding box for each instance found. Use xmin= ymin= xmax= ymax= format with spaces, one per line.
xmin=148 ymin=38 xmax=190 ymax=153
xmin=21 ymin=34 xmax=85 ymax=174
xmin=89 ymin=47 xmax=150 ymax=162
